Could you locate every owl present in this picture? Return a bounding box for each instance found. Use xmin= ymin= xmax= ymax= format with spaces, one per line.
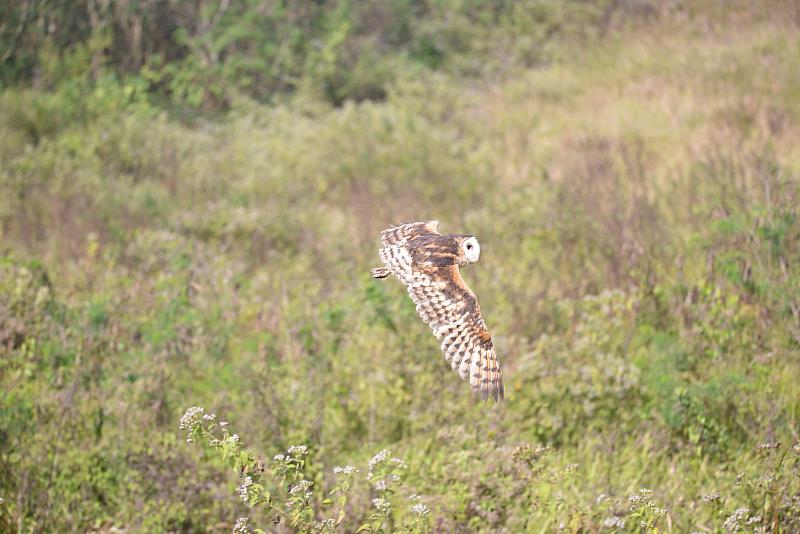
xmin=370 ymin=220 xmax=504 ymax=401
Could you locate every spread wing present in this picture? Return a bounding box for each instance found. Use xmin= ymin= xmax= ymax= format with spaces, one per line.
xmin=377 ymin=221 xmax=504 ymax=401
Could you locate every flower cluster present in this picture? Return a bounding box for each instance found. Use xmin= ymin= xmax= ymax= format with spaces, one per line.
xmin=334 ymin=465 xmax=358 ymax=475
xmin=288 ymin=445 xmax=308 ymax=456
xmin=722 ymin=507 xmax=759 ymax=531
xmin=289 ymin=479 xmax=313 ymax=500
xmin=179 ymin=406 xmax=224 ymax=444
xmin=410 ymin=503 xmax=430 ymax=517
xmin=232 ymin=516 xmax=251 ymax=534
xmin=367 ymin=448 xmax=407 ymax=497
xmin=628 ymin=488 xmax=667 ymax=529
xmin=179 ymin=406 xmax=206 ymax=431
xmin=372 ymin=497 xmax=391 ymax=514
xmin=238 ymin=476 xmax=253 ymax=503
xmin=628 ymin=488 xmax=655 ymax=506
xmin=367 ymin=449 xmax=389 ymax=477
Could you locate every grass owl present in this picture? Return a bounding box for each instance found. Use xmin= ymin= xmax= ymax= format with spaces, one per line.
xmin=370 ymin=220 xmax=504 ymax=401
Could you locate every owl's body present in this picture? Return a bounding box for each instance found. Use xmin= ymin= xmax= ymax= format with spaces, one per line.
xmin=371 ymin=221 xmax=504 ymax=401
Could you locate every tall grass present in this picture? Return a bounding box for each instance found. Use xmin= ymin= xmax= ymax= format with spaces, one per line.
xmin=1 ymin=2 xmax=799 ymax=532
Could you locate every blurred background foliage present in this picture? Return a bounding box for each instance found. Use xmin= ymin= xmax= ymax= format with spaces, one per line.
xmin=1 ymin=0 xmax=800 ymax=532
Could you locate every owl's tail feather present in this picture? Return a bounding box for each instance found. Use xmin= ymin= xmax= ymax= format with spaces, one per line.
xmin=371 ymin=267 xmax=390 ymax=279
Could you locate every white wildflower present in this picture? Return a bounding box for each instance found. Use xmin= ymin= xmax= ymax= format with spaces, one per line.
xmin=288 ymin=445 xmax=308 ymax=455
xmin=722 ymin=508 xmax=750 ymax=532
xmin=629 ymin=488 xmax=654 ymax=505
xmin=203 ymin=413 xmax=216 ymax=422
xmin=334 ymin=465 xmax=358 ymax=475
xmin=289 ymin=479 xmax=313 ymax=500
xmin=368 ymin=449 xmax=390 ymax=479
xmin=290 ymin=480 xmax=312 ymax=494
xmin=369 ymin=449 xmax=389 ymax=470
xmin=372 ymin=497 xmax=391 ymax=514
xmin=273 ymin=454 xmax=286 ymax=461
xmin=238 ymin=476 xmax=253 ymax=503
xmin=410 ymin=503 xmax=430 ymax=517
xmin=374 ymin=479 xmax=388 ymax=492
xmin=232 ymin=516 xmax=251 ymax=534
xmin=628 ymin=488 xmax=664 ymax=515
xmin=746 ymin=514 xmax=762 ymax=525
xmin=179 ymin=406 xmax=205 ymax=430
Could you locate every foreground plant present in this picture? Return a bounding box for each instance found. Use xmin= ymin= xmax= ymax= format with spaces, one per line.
xmin=627 ymin=489 xmax=668 ymax=533
xmin=180 ymin=406 xmax=431 ymax=533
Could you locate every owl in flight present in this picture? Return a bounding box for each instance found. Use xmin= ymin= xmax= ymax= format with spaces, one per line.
xmin=371 ymin=221 xmax=504 ymax=401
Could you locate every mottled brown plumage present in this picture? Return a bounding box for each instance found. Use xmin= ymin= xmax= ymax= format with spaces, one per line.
xmin=370 ymin=221 xmax=504 ymax=401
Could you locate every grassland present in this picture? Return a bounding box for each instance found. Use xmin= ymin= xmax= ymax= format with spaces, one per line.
xmin=1 ymin=1 xmax=799 ymax=532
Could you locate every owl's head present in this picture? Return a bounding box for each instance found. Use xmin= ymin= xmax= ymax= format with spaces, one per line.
xmin=460 ymin=236 xmax=481 ymax=264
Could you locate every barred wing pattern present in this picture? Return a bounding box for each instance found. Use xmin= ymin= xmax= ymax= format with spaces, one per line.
xmin=376 ymin=221 xmax=504 ymax=401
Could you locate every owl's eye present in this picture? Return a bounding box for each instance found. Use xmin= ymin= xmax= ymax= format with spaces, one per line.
xmin=466 ymin=244 xmax=472 ymax=250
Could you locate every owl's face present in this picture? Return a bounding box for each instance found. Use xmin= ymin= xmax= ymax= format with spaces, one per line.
xmin=462 ymin=236 xmax=480 ymax=264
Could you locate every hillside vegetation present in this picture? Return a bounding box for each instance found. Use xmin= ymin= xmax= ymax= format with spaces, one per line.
xmin=1 ymin=1 xmax=800 ymax=532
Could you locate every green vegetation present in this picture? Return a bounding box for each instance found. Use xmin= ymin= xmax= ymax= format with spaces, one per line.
xmin=2 ymin=1 xmax=800 ymax=532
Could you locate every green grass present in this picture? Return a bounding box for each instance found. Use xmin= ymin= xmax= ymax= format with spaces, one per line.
xmin=1 ymin=2 xmax=800 ymax=532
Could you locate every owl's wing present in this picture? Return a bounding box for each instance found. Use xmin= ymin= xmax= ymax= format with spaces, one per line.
xmin=377 ymin=221 xmax=439 ymax=287
xmin=380 ymin=220 xmax=440 ymax=247
xmin=378 ymin=224 xmax=503 ymax=401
